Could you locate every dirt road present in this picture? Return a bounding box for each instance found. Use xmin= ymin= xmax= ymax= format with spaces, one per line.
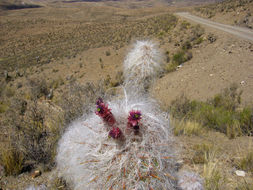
xmin=176 ymin=12 xmax=253 ymax=42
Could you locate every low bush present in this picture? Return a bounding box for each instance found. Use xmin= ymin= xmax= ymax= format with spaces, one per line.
xmin=0 ymin=145 xmax=24 ymax=175
xmin=170 ymin=85 xmax=253 ymax=137
xmin=172 ymin=51 xmax=186 ymax=65
xmin=172 ymin=119 xmax=203 ymax=136
xmin=182 ymin=41 xmax=192 ymax=50
xmin=6 ymin=98 xmax=58 ymax=169
xmin=59 ymin=81 xmax=105 ymax=125
xmin=0 ymin=101 xmax=8 ymax=113
xmin=164 ymin=49 xmax=193 ymax=73
xmin=180 ymin=21 xmax=191 ymax=30
xmin=28 ymin=78 xmax=50 ymax=100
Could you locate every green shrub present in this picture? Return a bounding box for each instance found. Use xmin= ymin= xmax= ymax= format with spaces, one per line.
xmin=182 ymin=41 xmax=192 ymax=50
xmin=170 ymin=85 xmax=252 ymax=137
xmin=170 ymin=95 xmax=196 ymax=119
xmin=239 ymin=108 xmax=253 ymax=135
xmin=0 ymin=102 xmax=8 ymax=113
xmin=28 ymin=78 xmax=49 ymax=99
xmin=180 ymin=21 xmax=191 ymax=30
xmin=194 ymin=37 xmax=204 ymax=45
xmin=172 ymin=51 xmax=186 ymax=65
xmin=210 ymin=84 xmax=242 ymax=111
xmin=191 ymin=24 xmax=205 ymax=41
xmin=164 ymin=62 xmax=179 ymax=73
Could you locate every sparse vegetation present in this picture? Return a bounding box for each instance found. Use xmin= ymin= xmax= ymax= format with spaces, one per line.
xmin=192 ymin=143 xmax=215 ymax=164
xmin=0 ymin=146 xmax=24 ymax=175
xmin=0 ymin=0 xmax=252 ymax=188
xmin=1 ymin=3 xmax=42 ymax=10
xmin=0 ymin=75 xmax=106 ymax=177
xmin=172 ymin=119 xmax=203 ymax=136
xmin=204 ymin=160 xmax=224 ymax=190
xmin=235 ymin=151 xmax=253 ymax=173
xmin=170 ymin=84 xmax=253 ymax=138
xmin=201 ymin=144 xmax=224 ymax=190
xmin=0 ymin=13 xmax=177 ymax=72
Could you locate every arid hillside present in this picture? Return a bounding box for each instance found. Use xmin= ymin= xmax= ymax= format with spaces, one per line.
xmin=193 ymin=0 xmax=253 ymax=29
xmin=0 ymin=0 xmax=252 ymax=189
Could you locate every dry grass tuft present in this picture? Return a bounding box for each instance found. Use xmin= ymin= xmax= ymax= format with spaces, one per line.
xmin=235 ymin=151 xmax=253 ymax=173
xmin=172 ymin=119 xmax=204 ymax=136
xmin=203 ymin=148 xmax=225 ymax=190
xmin=0 ymin=144 xmax=24 ymax=175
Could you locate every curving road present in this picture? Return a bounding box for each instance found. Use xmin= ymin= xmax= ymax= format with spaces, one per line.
xmin=176 ymin=12 xmax=253 ymax=42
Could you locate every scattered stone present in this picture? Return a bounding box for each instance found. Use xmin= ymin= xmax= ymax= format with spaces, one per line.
xmin=17 ymin=82 xmax=23 ymax=89
xmin=66 ymin=75 xmax=72 ymax=80
xmin=208 ymin=33 xmax=216 ymax=43
xmin=31 ymin=170 xmax=41 ymax=179
xmin=47 ymin=89 xmax=53 ymax=100
xmin=177 ymin=64 xmax=183 ymax=68
xmin=175 ymin=160 xmax=184 ymax=171
xmin=4 ymin=70 xmax=11 ymax=81
xmin=235 ymin=170 xmax=246 ymax=177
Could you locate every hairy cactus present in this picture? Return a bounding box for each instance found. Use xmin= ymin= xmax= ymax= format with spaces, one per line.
xmin=123 ymin=40 xmax=165 ymax=94
xmin=56 ymin=40 xmax=203 ymax=190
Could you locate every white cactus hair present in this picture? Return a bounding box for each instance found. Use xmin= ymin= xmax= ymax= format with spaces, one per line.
xmin=56 ymin=40 xmax=204 ymax=190
xmin=25 ymin=184 xmax=47 ymax=190
xmin=123 ymin=40 xmax=165 ymax=94
xmin=57 ymin=96 xmax=177 ymax=189
xmin=178 ymin=171 xmax=204 ymax=190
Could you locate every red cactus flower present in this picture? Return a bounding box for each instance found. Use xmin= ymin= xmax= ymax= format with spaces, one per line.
xmin=109 ymin=127 xmax=122 ymax=139
xmin=128 ymin=110 xmax=142 ymax=129
xmin=95 ymin=98 xmax=115 ymax=126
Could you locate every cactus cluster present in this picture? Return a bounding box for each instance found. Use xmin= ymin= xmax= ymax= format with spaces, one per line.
xmin=56 ymin=41 xmax=204 ymax=190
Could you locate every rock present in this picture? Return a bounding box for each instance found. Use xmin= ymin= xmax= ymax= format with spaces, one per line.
xmin=240 ymin=81 xmax=245 ymax=85
xmin=47 ymin=89 xmax=53 ymax=100
xmin=31 ymin=170 xmax=41 ymax=179
xmin=4 ymin=70 xmax=11 ymax=81
xmin=235 ymin=170 xmax=246 ymax=177
xmin=208 ymin=33 xmax=216 ymax=43
xmin=209 ymin=74 xmax=214 ymax=77
xmin=15 ymin=69 xmax=23 ymax=77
